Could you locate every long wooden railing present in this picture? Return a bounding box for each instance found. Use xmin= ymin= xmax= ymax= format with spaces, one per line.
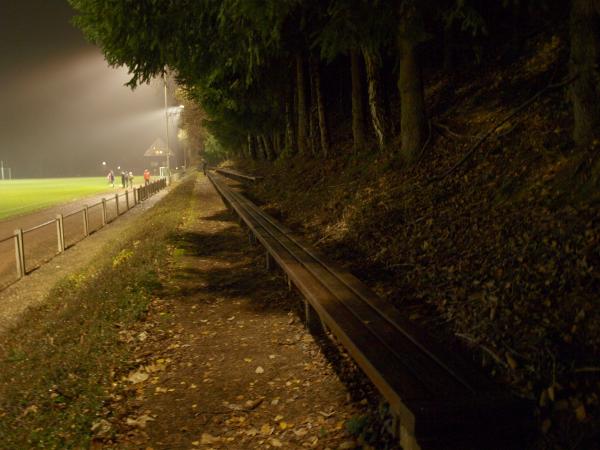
xmin=208 ymin=171 xmax=532 ymax=450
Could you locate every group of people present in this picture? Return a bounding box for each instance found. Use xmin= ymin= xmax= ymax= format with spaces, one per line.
xmin=106 ymin=169 xmax=152 ymax=188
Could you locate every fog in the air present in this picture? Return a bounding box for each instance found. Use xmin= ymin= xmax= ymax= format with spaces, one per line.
xmin=0 ymin=0 xmax=174 ymax=178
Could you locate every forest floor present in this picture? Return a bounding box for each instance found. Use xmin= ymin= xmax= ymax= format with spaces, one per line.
xmin=0 ymin=175 xmax=395 ymax=449
xmin=237 ymin=31 xmax=600 ymax=450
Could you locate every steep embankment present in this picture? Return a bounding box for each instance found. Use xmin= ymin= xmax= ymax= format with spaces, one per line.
xmin=240 ymin=32 xmax=600 ymax=448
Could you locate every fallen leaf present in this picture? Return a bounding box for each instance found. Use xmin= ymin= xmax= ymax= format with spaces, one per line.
xmin=269 ymin=438 xmax=283 ymax=447
xmin=244 ymin=398 xmax=264 ymax=410
xmin=200 ymin=433 xmax=220 ymax=445
xmin=260 ymin=424 xmax=274 ymax=435
xmin=126 ymin=415 xmax=155 ymax=429
xmin=91 ymin=419 xmax=112 ymax=438
xmin=127 ymin=370 xmax=149 ymax=384
xmin=255 ymin=366 xmax=264 ymax=374
xmin=21 ymin=405 xmax=38 ymax=416
xmin=575 ymin=404 xmax=587 ymax=422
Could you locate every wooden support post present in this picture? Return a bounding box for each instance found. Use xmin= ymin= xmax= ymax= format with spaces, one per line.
xmin=304 ymin=300 xmax=325 ymax=336
xmin=14 ymin=229 xmax=25 ymax=278
xmin=56 ymin=214 xmax=65 ymax=253
xmin=101 ymin=198 xmax=107 ymax=225
xmin=83 ymin=205 xmax=89 ymax=236
xmin=378 ymin=400 xmax=400 ymax=443
xmin=265 ymin=251 xmax=274 ymax=271
xmin=115 ymin=193 xmax=120 ymax=216
xmin=125 ymin=190 xmax=129 ymax=210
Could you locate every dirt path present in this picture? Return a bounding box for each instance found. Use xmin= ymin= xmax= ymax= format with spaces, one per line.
xmin=102 ymin=176 xmax=374 ymax=449
xmin=0 ymin=187 xmax=169 ymax=333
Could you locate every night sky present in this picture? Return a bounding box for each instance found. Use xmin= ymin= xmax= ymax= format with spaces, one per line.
xmin=0 ymin=0 xmax=175 ymax=178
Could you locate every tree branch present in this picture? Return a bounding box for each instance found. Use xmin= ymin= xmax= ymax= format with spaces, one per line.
xmin=429 ymin=74 xmax=579 ymax=183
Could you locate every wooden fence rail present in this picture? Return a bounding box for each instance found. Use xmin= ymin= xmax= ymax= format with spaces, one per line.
xmin=0 ymin=178 xmax=167 ymax=291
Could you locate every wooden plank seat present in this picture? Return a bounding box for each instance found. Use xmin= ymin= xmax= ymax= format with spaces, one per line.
xmin=208 ymin=172 xmax=532 ymax=450
xmin=215 ymin=167 xmax=263 ymax=183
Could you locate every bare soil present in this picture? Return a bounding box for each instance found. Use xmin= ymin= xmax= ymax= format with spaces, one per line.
xmin=98 ymin=176 xmax=391 ymax=449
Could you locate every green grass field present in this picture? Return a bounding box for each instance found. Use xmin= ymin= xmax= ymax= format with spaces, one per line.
xmin=0 ymin=178 xmax=118 ymax=220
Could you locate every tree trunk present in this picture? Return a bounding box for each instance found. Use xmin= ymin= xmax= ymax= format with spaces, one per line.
xmin=274 ymin=133 xmax=282 ymax=157
xmin=443 ymin=25 xmax=455 ymax=73
xmin=260 ymin=135 xmax=273 ymax=161
xmin=308 ymin=61 xmax=318 ymax=156
xmin=310 ymin=57 xmax=330 ymax=157
xmin=350 ymin=49 xmax=367 ymax=152
xmin=256 ymin=135 xmax=267 ymax=160
xmin=285 ymin=96 xmax=296 ymax=154
xmin=363 ymin=47 xmax=388 ymax=152
xmin=570 ymin=0 xmax=600 ymax=146
xmin=398 ymin=5 xmax=426 ymax=163
xmin=247 ymin=134 xmax=257 ymax=160
xmin=296 ymin=55 xmax=309 ymax=155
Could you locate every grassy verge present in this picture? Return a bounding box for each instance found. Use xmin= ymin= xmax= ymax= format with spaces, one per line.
xmin=0 ymin=176 xmax=196 ymax=449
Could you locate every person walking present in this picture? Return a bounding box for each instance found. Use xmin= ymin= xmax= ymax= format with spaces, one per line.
xmin=107 ymin=170 xmax=115 ymax=187
xmin=121 ymin=171 xmax=126 ymax=188
xmin=143 ymin=169 xmax=150 ymax=186
xmin=128 ymin=171 xmax=134 ymax=188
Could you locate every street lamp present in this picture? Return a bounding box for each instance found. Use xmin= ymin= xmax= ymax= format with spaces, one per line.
xmin=163 ymin=75 xmax=172 ymax=181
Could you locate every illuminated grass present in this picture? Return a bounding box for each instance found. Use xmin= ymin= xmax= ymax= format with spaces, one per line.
xmin=0 ymin=178 xmax=120 ymax=220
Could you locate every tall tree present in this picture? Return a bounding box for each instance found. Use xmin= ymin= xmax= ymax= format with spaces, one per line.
xmin=397 ymin=0 xmax=427 ymax=163
xmin=296 ymin=55 xmax=310 ymax=155
xmin=569 ymin=0 xmax=600 ymax=147
xmin=310 ymin=56 xmax=330 ymax=157
xmin=350 ymin=49 xmax=367 ymax=152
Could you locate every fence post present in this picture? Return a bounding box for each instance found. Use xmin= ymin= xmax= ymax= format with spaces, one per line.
xmin=83 ymin=205 xmax=89 ymax=236
xmin=101 ymin=198 xmax=107 ymax=225
xmin=14 ymin=229 xmax=25 ymax=278
xmin=56 ymin=214 xmax=65 ymax=253
xmin=115 ymin=193 xmax=120 ymax=216
xmin=125 ymin=190 xmax=129 ymax=210
xmin=133 ymin=188 xmax=137 ymax=206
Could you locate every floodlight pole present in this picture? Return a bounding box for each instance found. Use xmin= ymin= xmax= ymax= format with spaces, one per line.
xmin=163 ymin=74 xmax=171 ymax=182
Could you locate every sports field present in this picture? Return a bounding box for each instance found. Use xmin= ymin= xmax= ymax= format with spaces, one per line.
xmin=0 ymin=177 xmax=117 ymax=220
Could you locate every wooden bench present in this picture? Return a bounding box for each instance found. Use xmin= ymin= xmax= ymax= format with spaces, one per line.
xmin=215 ymin=168 xmax=263 ymax=183
xmin=208 ymin=173 xmax=532 ymax=449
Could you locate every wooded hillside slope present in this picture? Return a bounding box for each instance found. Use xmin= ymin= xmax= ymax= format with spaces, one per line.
xmin=239 ymin=30 xmax=600 ymax=449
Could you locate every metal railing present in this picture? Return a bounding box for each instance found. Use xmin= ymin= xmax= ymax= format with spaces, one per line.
xmin=0 ymin=177 xmax=168 ymax=291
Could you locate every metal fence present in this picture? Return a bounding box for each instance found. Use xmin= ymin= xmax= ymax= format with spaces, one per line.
xmin=0 ymin=177 xmax=168 ymax=291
